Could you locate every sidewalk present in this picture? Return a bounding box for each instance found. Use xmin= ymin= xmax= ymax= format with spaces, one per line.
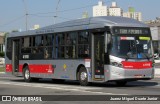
xmin=155 ymin=68 xmax=160 ymax=78
xmin=155 ymin=59 xmax=160 ymax=63
xmin=154 ymin=59 xmax=160 ymax=78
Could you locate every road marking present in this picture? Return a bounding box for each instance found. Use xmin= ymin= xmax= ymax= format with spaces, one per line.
xmin=0 ymin=81 xmax=128 ymax=95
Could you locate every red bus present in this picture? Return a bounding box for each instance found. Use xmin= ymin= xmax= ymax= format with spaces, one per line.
xmin=5 ymin=16 xmax=154 ymax=86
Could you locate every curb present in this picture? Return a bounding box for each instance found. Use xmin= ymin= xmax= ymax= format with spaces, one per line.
xmin=154 ymin=74 xmax=160 ymax=78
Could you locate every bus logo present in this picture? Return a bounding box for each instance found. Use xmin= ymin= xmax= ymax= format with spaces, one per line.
xmin=63 ymin=64 xmax=67 ymax=71
xmin=2 ymin=96 xmax=11 ymax=101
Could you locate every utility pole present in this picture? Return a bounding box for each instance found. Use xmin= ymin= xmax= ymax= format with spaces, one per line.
xmin=22 ymin=0 xmax=28 ymax=31
xmin=54 ymin=0 xmax=61 ymax=24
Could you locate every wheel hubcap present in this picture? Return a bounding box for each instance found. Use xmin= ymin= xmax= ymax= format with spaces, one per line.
xmin=80 ymin=72 xmax=87 ymax=81
xmin=25 ymin=70 xmax=30 ymax=79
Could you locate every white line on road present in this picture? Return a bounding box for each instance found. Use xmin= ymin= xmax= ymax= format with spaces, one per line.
xmin=0 ymin=81 xmax=128 ymax=95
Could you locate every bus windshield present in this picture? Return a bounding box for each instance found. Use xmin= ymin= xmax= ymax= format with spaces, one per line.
xmin=110 ymin=35 xmax=153 ymax=59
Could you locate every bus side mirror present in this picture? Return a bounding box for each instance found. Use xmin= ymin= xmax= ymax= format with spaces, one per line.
xmin=105 ymin=33 xmax=111 ymax=53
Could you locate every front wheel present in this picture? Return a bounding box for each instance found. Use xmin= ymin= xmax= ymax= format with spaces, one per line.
xmin=79 ymin=67 xmax=89 ymax=86
xmin=23 ymin=66 xmax=32 ymax=82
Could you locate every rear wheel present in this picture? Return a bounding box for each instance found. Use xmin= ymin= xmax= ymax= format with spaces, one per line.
xmin=23 ymin=66 xmax=32 ymax=82
xmin=79 ymin=67 xmax=89 ymax=86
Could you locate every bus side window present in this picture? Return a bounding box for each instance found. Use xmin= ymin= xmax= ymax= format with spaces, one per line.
xmin=55 ymin=34 xmax=65 ymax=59
xmin=55 ymin=35 xmax=59 ymax=58
xmin=44 ymin=35 xmax=52 ymax=46
xmin=78 ymin=31 xmax=90 ymax=58
xmin=6 ymin=38 xmax=12 ymax=59
xmin=21 ymin=37 xmax=31 ymax=53
xmin=65 ymin=32 xmax=77 ymax=58
xmin=44 ymin=47 xmax=49 ymax=59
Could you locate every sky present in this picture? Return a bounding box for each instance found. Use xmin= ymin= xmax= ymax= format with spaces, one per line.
xmin=0 ymin=0 xmax=160 ymax=32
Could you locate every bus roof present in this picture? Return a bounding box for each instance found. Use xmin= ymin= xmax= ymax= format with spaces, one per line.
xmin=8 ymin=16 xmax=148 ymax=37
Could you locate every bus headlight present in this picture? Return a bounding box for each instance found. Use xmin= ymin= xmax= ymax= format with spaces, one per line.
xmin=111 ymin=62 xmax=123 ymax=68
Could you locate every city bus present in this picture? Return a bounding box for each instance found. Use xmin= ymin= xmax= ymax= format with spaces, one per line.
xmin=5 ymin=16 xmax=154 ymax=86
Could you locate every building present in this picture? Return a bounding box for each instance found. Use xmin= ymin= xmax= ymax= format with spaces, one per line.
xmin=108 ymin=2 xmax=123 ymax=16
xmin=123 ymin=7 xmax=142 ymax=21
xmin=93 ymin=1 xmax=142 ymax=21
xmin=29 ymin=25 xmax=40 ymax=30
xmin=146 ymin=18 xmax=160 ymax=53
xmin=34 ymin=25 xmax=40 ymax=30
xmin=0 ymin=32 xmax=5 ymax=53
xmin=82 ymin=11 xmax=89 ymax=18
xmin=93 ymin=0 xmax=108 ymax=17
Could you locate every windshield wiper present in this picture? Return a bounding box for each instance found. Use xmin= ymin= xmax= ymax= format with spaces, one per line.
xmin=125 ymin=54 xmax=129 ymax=61
xmin=141 ymin=53 xmax=150 ymax=61
xmin=125 ymin=52 xmax=132 ymax=61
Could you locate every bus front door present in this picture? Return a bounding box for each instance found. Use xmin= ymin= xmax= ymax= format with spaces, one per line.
xmin=12 ymin=40 xmax=20 ymax=76
xmin=93 ymin=34 xmax=104 ymax=79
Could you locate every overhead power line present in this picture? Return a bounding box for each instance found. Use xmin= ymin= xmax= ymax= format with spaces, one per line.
xmin=54 ymin=0 xmax=61 ymax=24
xmin=0 ymin=15 xmax=25 ymax=27
xmin=0 ymin=0 xmax=113 ymax=30
xmin=22 ymin=0 xmax=29 ymax=31
xmin=29 ymin=14 xmax=73 ymax=21
xmin=29 ymin=0 xmax=112 ymax=15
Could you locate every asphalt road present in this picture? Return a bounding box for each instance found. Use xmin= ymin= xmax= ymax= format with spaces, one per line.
xmin=0 ymin=64 xmax=160 ymax=104
xmin=0 ymin=74 xmax=160 ymax=104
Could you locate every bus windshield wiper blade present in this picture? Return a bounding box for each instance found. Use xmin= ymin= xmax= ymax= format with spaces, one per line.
xmin=125 ymin=54 xmax=130 ymax=61
xmin=142 ymin=53 xmax=150 ymax=61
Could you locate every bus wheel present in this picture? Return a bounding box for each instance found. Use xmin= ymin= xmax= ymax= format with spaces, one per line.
xmin=79 ymin=67 xmax=89 ymax=86
xmin=116 ymin=81 xmax=127 ymax=86
xmin=23 ymin=66 xmax=32 ymax=82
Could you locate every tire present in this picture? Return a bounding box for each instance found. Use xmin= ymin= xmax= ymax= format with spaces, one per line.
xmin=79 ymin=67 xmax=89 ymax=86
xmin=116 ymin=81 xmax=127 ymax=86
xmin=23 ymin=66 xmax=32 ymax=82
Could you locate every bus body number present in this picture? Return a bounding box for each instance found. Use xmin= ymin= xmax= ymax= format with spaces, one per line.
xmin=23 ymin=55 xmax=29 ymax=59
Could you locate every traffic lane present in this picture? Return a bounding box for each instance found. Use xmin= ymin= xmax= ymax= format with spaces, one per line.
xmin=0 ymin=84 xmax=77 ymax=95
xmin=0 ymin=78 xmax=160 ymax=95
xmin=0 ymin=82 xmax=160 ymax=104
xmin=0 ymin=79 xmax=127 ymax=95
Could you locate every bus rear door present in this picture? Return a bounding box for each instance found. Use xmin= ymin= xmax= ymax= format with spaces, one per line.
xmin=12 ymin=40 xmax=20 ymax=76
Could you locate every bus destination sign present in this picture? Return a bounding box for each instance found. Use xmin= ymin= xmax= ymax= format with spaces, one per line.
xmin=113 ymin=28 xmax=150 ymax=35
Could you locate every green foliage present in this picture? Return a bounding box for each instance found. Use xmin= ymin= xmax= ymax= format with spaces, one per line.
xmin=12 ymin=30 xmax=19 ymax=32
xmin=3 ymin=32 xmax=9 ymax=43
xmin=0 ymin=67 xmax=5 ymax=72
xmin=0 ymin=52 xmax=4 ymax=57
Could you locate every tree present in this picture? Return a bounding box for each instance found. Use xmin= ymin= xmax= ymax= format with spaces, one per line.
xmin=3 ymin=32 xmax=9 ymax=43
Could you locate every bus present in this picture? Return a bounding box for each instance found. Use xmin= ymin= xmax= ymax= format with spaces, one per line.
xmin=5 ymin=16 xmax=154 ymax=86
